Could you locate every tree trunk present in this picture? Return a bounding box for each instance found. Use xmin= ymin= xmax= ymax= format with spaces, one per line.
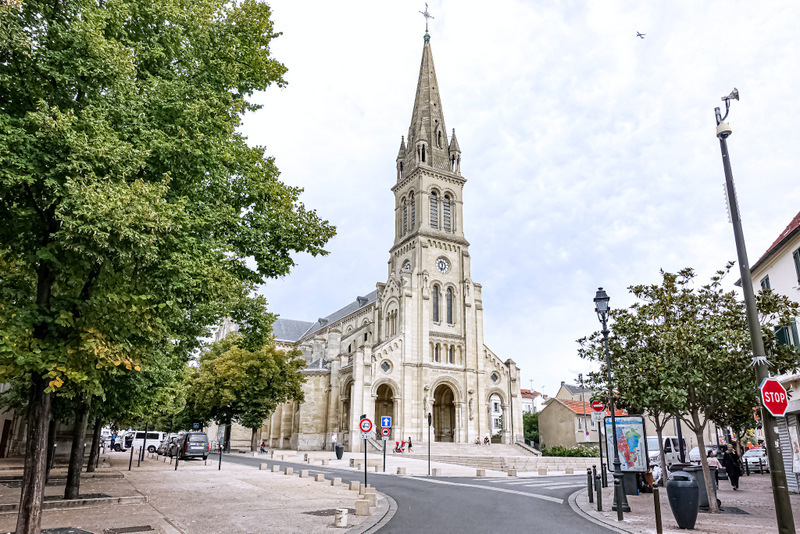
xmin=224 ymin=423 xmax=232 ymax=453
xmin=690 ymin=412 xmax=718 ymax=513
xmin=15 ymin=374 xmax=52 ymax=534
xmin=44 ymin=417 xmax=56 ymax=484
xmin=64 ymin=399 xmax=90 ymax=500
xmin=86 ymin=417 xmax=102 ymax=473
xmin=654 ymin=415 xmax=668 ymax=487
xmin=250 ymin=428 xmax=258 ymax=452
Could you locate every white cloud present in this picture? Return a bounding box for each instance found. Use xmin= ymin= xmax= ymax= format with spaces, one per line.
xmin=241 ymin=0 xmax=800 ymax=398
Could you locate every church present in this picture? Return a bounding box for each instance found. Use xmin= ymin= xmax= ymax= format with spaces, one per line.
xmin=223 ymin=29 xmax=524 ymax=452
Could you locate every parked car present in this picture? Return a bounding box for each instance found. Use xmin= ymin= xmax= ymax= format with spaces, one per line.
xmin=743 ymin=448 xmax=769 ymax=473
xmin=115 ymin=430 xmax=166 ymax=453
xmin=176 ymin=432 xmax=210 ymax=460
xmin=114 ymin=431 xmax=134 ymax=451
xmin=156 ymin=433 xmax=183 ymax=456
xmin=647 ymin=436 xmax=686 ymax=467
xmin=688 ymin=445 xmax=725 ymax=462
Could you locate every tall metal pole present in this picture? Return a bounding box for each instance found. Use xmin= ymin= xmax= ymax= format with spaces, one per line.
xmin=601 ymin=312 xmax=630 ymax=514
xmin=715 ymin=98 xmax=795 ymax=533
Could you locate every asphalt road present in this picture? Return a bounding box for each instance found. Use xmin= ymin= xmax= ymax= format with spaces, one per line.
xmin=223 ymin=454 xmax=614 ymax=533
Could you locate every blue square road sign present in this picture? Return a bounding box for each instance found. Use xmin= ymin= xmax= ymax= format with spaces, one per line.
xmin=381 ymin=416 xmax=391 ymax=428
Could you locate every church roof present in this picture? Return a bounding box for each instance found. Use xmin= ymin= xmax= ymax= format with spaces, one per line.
xmin=279 ymin=290 xmax=378 ymax=341
xmin=272 ymin=318 xmax=316 ymax=343
xmin=407 ymin=37 xmax=447 ymax=154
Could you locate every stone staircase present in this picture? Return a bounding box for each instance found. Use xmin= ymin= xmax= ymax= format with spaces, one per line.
xmin=402 ymin=442 xmax=600 ymax=472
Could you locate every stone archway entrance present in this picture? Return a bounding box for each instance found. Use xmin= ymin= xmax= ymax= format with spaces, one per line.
xmin=433 ymin=384 xmax=456 ymax=442
xmin=375 ymin=384 xmax=394 ymax=429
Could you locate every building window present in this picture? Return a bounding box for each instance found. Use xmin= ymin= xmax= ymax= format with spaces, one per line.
xmin=430 ymin=192 xmax=439 ymax=229
xmin=402 ymin=199 xmax=407 ymax=234
xmin=443 ymin=195 xmax=451 ymax=232
xmin=446 ymin=287 xmax=453 ymax=324
xmin=490 ymin=372 xmax=499 ymax=383
xmin=776 ymin=319 xmax=799 ymax=347
xmin=410 ymin=193 xmax=416 ymax=229
xmin=493 ymin=402 xmax=499 ymax=412
xmin=761 ymin=275 xmax=771 ymax=290
xmin=448 ymin=346 xmax=454 ymax=364
xmin=432 ymin=285 xmax=440 ymax=322
xmin=794 ymin=248 xmax=800 ymax=284
xmin=434 ymin=344 xmax=440 ymax=362
xmin=381 ymin=360 xmax=391 ymax=373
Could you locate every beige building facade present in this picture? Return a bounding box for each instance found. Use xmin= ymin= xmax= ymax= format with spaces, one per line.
xmin=219 ymin=32 xmax=524 ymax=453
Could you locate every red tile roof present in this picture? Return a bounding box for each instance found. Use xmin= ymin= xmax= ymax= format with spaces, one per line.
xmin=557 ymin=399 xmax=626 ymax=417
xmin=753 ymin=210 xmax=800 ymax=270
xmin=520 ymin=389 xmax=541 ymax=399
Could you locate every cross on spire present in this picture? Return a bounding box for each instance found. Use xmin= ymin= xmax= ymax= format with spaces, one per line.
xmin=419 ymin=3 xmax=434 ymax=39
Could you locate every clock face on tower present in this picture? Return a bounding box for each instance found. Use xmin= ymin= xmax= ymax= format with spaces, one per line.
xmin=436 ymin=257 xmax=450 ymax=274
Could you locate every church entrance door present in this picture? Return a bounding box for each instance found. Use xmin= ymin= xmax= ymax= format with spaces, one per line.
xmin=433 ymin=384 xmax=456 ymax=442
xmin=375 ymin=384 xmax=394 ymax=437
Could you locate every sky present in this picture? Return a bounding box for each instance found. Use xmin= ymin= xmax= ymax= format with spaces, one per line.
xmin=239 ymin=0 xmax=800 ymax=398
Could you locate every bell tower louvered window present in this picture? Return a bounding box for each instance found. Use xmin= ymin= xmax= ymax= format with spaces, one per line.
xmin=402 ymin=199 xmax=408 ymax=235
xmin=446 ymin=287 xmax=453 ymax=324
xmin=410 ymin=193 xmax=416 ymax=229
xmin=443 ymin=195 xmax=451 ymax=232
xmin=430 ymin=192 xmax=439 ymax=230
xmin=433 ymin=285 xmax=440 ymax=322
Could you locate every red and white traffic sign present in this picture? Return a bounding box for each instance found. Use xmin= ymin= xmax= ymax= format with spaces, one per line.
xmin=381 ymin=427 xmax=390 ymax=437
xmin=359 ymin=418 xmax=373 ymax=433
xmin=591 ymin=401 xmax=604 ymax=412
xmin=760 ymin=378 xmax=788 ymax=417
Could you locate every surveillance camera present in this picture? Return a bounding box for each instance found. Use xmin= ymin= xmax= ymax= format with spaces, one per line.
xmin=721 ymin=88 xmax=739 ymax=102
xmin=716 ymin=121 xmax=732 ymax=139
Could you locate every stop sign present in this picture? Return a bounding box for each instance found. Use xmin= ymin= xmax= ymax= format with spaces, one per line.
xmin=760 ymin=378 xmax=788 ymax=417
xmin=591 ymin=401 xmax=604 ymax=412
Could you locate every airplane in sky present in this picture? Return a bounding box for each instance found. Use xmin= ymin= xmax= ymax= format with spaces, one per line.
xmin=636 ymin=32 xmax=646 ymax=39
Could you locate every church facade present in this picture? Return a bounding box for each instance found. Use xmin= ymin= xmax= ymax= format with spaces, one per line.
xmin=250 ymin=32 xmax=524 ymax=452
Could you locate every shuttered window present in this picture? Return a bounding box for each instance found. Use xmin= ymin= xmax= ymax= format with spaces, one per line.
xmin=443 ymin=195 xmax=451 ymax=232
xmin=430 ymin=192 xmax=438 ymax=229
xmin=794 ymin=248 xmax=800 ymax=284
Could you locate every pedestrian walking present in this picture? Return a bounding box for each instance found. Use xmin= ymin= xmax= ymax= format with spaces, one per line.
xmin=110 ymin=432 xmax=116 ymax=451
xmin=407 ymin=436 xmax=413 ymax=452
xmin=706 ymin=449 xmax=721 ymax=489
xmin=721 ymin=444 xmax=740 ymax=490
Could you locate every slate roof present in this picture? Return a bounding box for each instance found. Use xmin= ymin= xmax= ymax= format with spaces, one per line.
xmin=551 ymin=398 xmax=626 ymax=417
xmin=273 ymin=290 xmax=378 ymax=343
xmin=561 ymin=383 xmax=594 ymax=396
xmin=272 ymin=319 xmax=316 ymax=343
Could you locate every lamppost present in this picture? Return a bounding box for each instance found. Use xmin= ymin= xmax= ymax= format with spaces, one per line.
xmin=594 ymin=287 xmax=630 ymax=516
xmin=714 ymin=89 xmax=795 ymax=533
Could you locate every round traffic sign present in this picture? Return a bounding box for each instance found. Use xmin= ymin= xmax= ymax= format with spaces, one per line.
xmin=760 ymin=378 xmax=788 ymax=417
xmin=381 ymin=427 xmax=390 ymax=437
xmin=359 ymin=418 xmax=373 ymax=433
xmin=591 ymin=401 xmax=604 ymax=412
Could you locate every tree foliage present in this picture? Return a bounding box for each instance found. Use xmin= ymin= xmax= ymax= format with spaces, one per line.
xmin=189 ymin=334 xmax=306 ymax=442
xmin=579 ymin=265 xmax=800 ymax=511
xmin=522 ymin=411 xmax=539 ymax=446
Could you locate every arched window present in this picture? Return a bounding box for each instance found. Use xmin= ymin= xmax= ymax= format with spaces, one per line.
xmin=443 ymin=195 xmax=451 ymax=232
xmin=449 ymin=346 xmax=454 ymax=364
xmin=432 ymin=284 xmax=440 ymax=322
xmin=437 ymin=130 xmax=442 ymax=148
xmin=451 ymin=155 xmax=456 ymax=172
xmin=410 ymin=192 xmax=416 ymax=229
xmin=430 ymin=192 xmax=439 ymax=230
xmin=402 ymin=198 xmax=408 ymax=235
xmin=434 ymin=344 xmax=440 ymax=362
xmin=421 ymin=145 xmax=426 ymax=162
xmin=446 ymin=287 xmax=453 ymax=324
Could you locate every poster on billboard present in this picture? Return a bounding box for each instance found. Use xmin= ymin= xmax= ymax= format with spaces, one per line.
xmin=788 ymin=418 xmax=800 ymax=474
xmin=605 ymin=415 xmax=648 ymax=473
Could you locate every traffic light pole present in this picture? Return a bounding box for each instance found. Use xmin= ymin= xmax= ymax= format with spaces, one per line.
xmin=716 ymin=103 xmax=795 ymax=534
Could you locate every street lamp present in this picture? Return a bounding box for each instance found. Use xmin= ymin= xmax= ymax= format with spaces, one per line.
xmin=594 ymin=288 xmax=630 ymax=516
xmin=714 ymin=90 xmax=795 ymax=533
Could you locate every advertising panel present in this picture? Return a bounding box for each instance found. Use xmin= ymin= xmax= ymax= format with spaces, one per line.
xmin=605 ymin=415 xmax=648 ymax=473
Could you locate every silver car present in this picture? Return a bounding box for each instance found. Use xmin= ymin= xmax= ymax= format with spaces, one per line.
xmin=743 ymin=448 xmax=769 ymax=473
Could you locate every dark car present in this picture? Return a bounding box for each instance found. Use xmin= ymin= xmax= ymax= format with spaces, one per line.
xmin=177 ymin=432 xmax=209 ymax=460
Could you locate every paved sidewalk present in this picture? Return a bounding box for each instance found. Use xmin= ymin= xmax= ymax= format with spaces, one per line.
xmin=572 ymin=471 xmax=800 ymax=533
xmin=0 ymin=452 xmax=381 ymax=533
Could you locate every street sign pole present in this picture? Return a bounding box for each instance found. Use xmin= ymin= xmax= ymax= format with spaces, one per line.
xmin=427 ymin=412 xmax=432 ymax=476
xmin=716 ymin=99 xmax=795 ymax=533
xmin=383 ymin=438 xmax=386 ymax=473
xmin=359 ymin=417 xmax=372 ymax=487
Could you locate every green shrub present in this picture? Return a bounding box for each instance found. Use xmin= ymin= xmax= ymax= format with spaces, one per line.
xmin=542 ymin=444 xmax=599 ymax=457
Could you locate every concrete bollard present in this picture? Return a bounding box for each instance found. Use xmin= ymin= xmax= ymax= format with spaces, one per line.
xmin=259 ymin=463 xmax=269 ymax=470
xmin=364 ymin=488 xmax=377 ymax=507
xmin=272 ymin=465 xmax=281 ymax=472
xmin=334 ymin=508 xmax=348 ymax=528
xmin=349 ymin=480 xmax=360 ymax=491
xmin=566 ymin=467 xmax=574 ymax=474
xmin=355 ymin=498 xmax=371 ymax=516
xmin=284 ymin=467 xmax=293 ymax=476
xmin=538 ymin=467 xmax=548 ymax=476
xmin=397 ymin=467 xmax=406 ymax=475
xmin=349 ymin=458 xmax=355 ymax=468
xmin=304 ymin=453 xmax=309 ymax=462
xmin=476 ymin=469 xmax=486 ymax=477
xmin=331 ymin=477 xmax=341 ymax=486
xmin=315 ymin=474 xmax=325 ymax=482
xmin=321 ymin=459 xmax=329 ymax=466
xmin=431 ymin=468 xmax=441 ymax=476
xmin=359 ymin=483 xmax=371 ymax=496
xmin=507 ymin=469 xmax=517 ymax=477
xmin=299 ymin=469 xmax=309 ymax=478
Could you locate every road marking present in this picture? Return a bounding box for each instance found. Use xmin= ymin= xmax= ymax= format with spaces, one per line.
xmin=411 ymin=477 xmax=564 ymax=504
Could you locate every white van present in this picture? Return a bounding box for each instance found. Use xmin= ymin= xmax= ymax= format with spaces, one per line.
xmin=115 ymin=430 xmax=166 ymax=453
xmin=647 ymin=436 xmax=686 ymax=467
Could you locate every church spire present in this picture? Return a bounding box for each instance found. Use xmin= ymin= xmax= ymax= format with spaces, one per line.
xmin=405 ymin=33 xmax=450 ymax=174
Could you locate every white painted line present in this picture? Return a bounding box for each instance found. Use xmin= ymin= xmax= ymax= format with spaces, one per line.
xmin=410 ymin=476 xmax=564 ymax=504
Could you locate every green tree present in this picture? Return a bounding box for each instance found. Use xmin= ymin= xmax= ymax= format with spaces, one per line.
xmin=580 ymin=266 xmax=799 ymax=512
xmin=190 ymin=334 xmax=306 ymax=451
xmin=522 ymin=411 xmax=539 ymax=447
xmin=0 ymin=0 xmax=335 ymax=530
